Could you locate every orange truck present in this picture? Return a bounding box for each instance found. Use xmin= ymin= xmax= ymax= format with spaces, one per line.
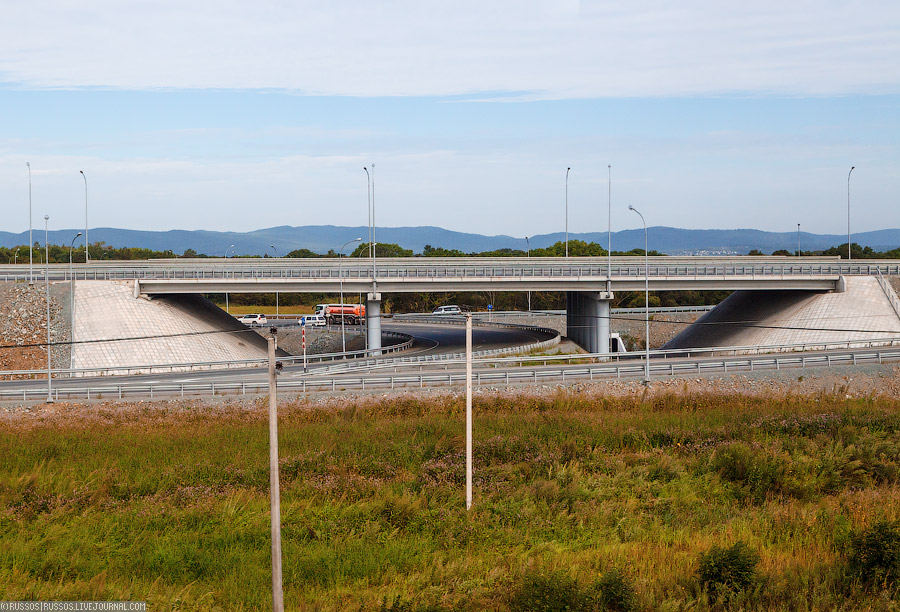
xmin=316 ymin=303 xmax=366 ymax=325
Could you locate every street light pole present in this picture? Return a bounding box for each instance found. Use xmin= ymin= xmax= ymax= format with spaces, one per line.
xmin=339 ymin=238 xmax=362 ymax=353
xmin=628 ymin=205 xmax=650 ymax=385
xmin=44 ymin=215 xmax=53 ymax=403
xmin=847 ymin=166 xmax=855 ymax=260
xmin=225 ymin=244 xmax=235 ymax=313
xmin=270 ymin=245 xmax=279 ymax=317
xmin=27 ymin=162 xmax=33 ymax=285
xmin=364 ymin=166 xmax=371 ymax=265
xmin=14 ymin=248 xmax=19 ymax=266
xmin=565 ymin=167 xmax=571 ymax=258
xmin=608 ymin=164 xmax=612 ymax=291
xmin=80 ymin=171 xmax=89 ymax=263
xmin=797 ymin=224 xmax=801 ymax=257
xmin=371 ymin=163 xmax=376 ymax=293
xmin=69 ymin=232 xmax=82 ymax=367
xmin=525 ymin=236 xmax=531 ymax=312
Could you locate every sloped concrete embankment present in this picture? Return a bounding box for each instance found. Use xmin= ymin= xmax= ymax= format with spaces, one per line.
xmin=663 ymin=276 xmax=900 ymax=351
xmin=71 ymin=281 xmax=279 ymax=373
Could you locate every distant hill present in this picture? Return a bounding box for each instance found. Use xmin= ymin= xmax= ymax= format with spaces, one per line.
xmin=1 ymin=225 xmax=899 ymax=256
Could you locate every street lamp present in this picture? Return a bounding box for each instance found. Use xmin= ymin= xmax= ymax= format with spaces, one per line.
xmin=69 ymin=232 xmax=82 ymax=354
xmin=847 ymin=166 xmax=855 ymax=260
xmin=628 ymin=205 xmax=650 ymax=385
xmin=525 ymin=236 xmax=531 ymax=312
xmin=13 ymin=248 xmax=19 ymax=266
xmin=607 ymin=164 xmax=612 ymax=291
xmin=27 ymin=162 xmax=33 ymax=285
xmin=270 ymin=245 xmax=280 ymax=317
xmin=797 ymin=224 xmax=801 ymax=257
xmin=80 ymin=171 xmax=89 ymax=263
xmin=339 ymin=238 xmax=363 ymax=353
xmin=364 ymin=167 xmax=371 ymax=264
xmin=44 ymin=215 xmax=53 ymax=403
xmin=225 ymin=244 xmax=235 ymax=313
xmin=565 ymin=167 xmax=571 ymax=258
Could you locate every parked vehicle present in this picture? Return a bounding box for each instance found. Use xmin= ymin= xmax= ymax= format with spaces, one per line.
xmin=238 ymin=313 xmax=267 ymax=326
xmin=432 ymin=305 xmax=462 ymax=315
xmin=321 ymin=303 xmax=366 ymax=325
xmin=301 ymin=314 xmax=326 ymax=327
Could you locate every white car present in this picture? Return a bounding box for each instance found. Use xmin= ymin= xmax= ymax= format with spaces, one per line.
xmin=301 ymin=314 xmax=326 ymax=327
xmin=238 ymin=313 xmax=268 ymax=326
xmin=432 ymin=305 xmax=462 ymax=315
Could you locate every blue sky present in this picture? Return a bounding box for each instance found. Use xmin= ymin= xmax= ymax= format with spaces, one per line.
xmin=1 ymin=1 xmax=898 ymax=240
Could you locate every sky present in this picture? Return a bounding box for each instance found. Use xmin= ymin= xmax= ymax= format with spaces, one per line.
xmin=0 ymin=0 xmax=898 ymax=240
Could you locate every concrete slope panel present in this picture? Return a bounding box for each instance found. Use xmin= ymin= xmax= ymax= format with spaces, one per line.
xmin=663 ymin=276 xmax=900 ymax=351
xmin=72 ymin=281 xmax=274 ymax=372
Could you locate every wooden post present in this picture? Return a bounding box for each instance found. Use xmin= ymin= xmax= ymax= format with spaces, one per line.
xmin=267 ymin=333 xmax=284 ymax=612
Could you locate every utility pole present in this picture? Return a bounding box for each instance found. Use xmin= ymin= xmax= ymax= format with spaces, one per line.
xmin=267 ymin=330 xmax=284 ymax=612
xmin=465 ymin=313 xmax=473 ymax=510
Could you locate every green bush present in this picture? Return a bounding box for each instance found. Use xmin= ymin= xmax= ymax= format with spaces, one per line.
xmin=710 ymin=442 xmax=785 ymax=502
xmin=509 ymin=572 xmax=587 ymax=612
xmin=591 ymin=568 xmax=636 ymax=612
xmin=848 ymin=520 xmax=900 ymax=588
xmin=698 ymin=541 xmax=759 ymax=598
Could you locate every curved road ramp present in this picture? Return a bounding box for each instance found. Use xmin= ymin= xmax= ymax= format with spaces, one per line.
xmin=664 ymin=276 xmax=900 ymax=352
xmin=72 ymin=281 xmax=276 ymax=374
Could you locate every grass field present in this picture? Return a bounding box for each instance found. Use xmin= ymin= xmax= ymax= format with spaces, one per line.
xmin=2 ymin=391 xmax=900 ymax=610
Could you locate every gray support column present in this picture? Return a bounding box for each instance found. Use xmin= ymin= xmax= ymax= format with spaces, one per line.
xmin=366 ymin=292 xmax=382 ymax=356
xmin=565 ymin=291 xmax=612 ymax=354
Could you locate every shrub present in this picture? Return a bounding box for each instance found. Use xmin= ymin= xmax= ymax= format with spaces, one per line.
xmin=591 ymin=568 xmax=636 ymax=612
xmin=710 ymin=442 xmax=785 ymax=502
xmin=848 ymin=520 xmax=900 ymax=588
xmin=509 ymin=572 xmax=587 ymax=612
xmin=698 ymin=541 xmax=759 ymax=598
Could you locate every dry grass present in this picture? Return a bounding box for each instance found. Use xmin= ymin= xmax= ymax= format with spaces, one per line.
xmin=2 ymin=391 xmax=900 ymax=610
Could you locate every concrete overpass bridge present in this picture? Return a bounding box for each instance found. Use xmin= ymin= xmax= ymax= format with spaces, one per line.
xmin=3 ymin=256 xmax=899 ymax=354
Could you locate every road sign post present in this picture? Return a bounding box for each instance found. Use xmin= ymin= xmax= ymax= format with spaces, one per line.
xmin=301 ymin=317 xmax=308 ymax=373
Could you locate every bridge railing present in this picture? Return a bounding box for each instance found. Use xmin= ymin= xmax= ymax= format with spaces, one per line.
xmin=3 ymin=258 xmax=900 ymax=283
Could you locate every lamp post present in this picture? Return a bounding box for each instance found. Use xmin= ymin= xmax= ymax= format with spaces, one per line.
xmin=339 ymin=238 xmax=363 ymax=353
xmin=13 ymin=248 xmax=19 ymax=266
xmin=370 ymin=163 xmax=376 ymax=293
xmin=797 ymin=224 xmax=801 ymax=257
xmin=44 ymin=215 xmax=53 ymax=403
xmin=565 ymin=167 xmax=571 ymax=258
xmin=628 ymin=205 xmax=650 ymax=385
xmin=225 ymin=244 xmax=235 ymax=314
xmin=27 ymin=162 xmax=33 ymax=285
xmin=69 ymin=232 xmax=82 ymax=360
xmin=608 ymin=164 xmax=612 ymax=291
xmin=525 ymin=236 xmax=531 ymax=312
xmin=270 ymin=245 xmax=279 ymax=317
xmin=847 ymin=166 xmax=855 ymax=260
xmin=364 ymin=166 xmax=371 ymax=265
xmin=80 ymin=171 xmax=88 ymax=263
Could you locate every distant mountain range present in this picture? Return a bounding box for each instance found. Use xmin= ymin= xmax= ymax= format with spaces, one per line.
xmin=2 ymin=225 xmax=899 ymax=256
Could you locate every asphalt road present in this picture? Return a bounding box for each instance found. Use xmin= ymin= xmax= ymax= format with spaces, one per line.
xmin=0 ymin=321 xmax=555 ymax=394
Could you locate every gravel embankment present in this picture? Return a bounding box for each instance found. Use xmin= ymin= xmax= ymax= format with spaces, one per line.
xmin=0 ymin=282 xmax=71 ymax=375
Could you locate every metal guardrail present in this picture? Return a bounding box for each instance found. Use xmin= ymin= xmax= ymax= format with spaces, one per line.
xmin=312 ymin=335 xmax=900 ymax=375
xmin=0 ymin=330 xmax=414 ymax=380
xmin=5 ymin=347 xmax=900 ymax=402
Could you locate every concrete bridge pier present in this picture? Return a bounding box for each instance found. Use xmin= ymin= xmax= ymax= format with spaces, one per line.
xmin=366 ymin=292 xmax=382 ymax=356
xmin=566 ymin=291 xmax=613 ymax=353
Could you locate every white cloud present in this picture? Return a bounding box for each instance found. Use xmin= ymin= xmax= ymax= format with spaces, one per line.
xmin=1 ymin=0 xmax=898 ymax=97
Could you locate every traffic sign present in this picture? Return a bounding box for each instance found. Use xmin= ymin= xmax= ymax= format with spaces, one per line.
xmin=300 ymin=316 xmax=306 ymax=326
